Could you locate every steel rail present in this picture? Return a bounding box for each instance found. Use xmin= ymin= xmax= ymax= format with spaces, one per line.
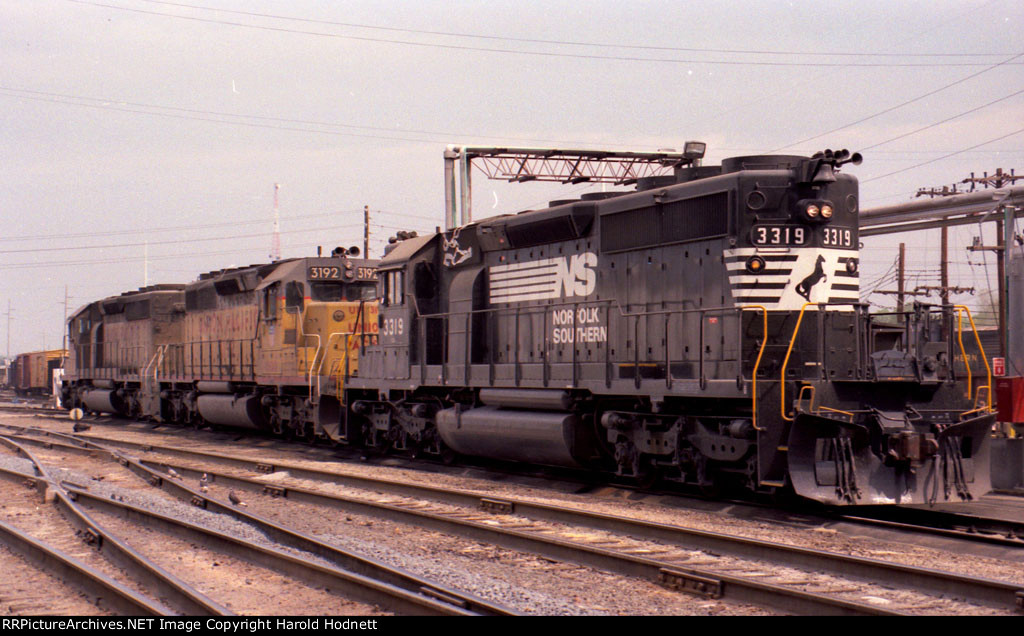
xmin=0 ymin=429 xmax=517 ymax=617
xmin=9 ymin=426 xmax=1024 ymax=612
xmin=137 ymin=452 xmax=1024 ymax=613
xmin=8 ymin=426 xmax=1022 ymax=609
xmin=0 ymin=514 xmax=171 ymax=616
xmin=0 ymin=428 xmax=902 ymax=615
xmin=0 ymin=436 xmax=233 ymax=616
xmin=0 ymin=405 xmax=64 ymax=415
xmin=838 ymin=510 xmax=1024 ymax=549
xmin=141 ymin=464 xmax=907 ymax=614
xmin=59 ymin=485 xmax=478 ymax=617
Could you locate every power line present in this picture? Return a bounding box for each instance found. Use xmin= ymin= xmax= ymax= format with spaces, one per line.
xmin=0 ymin=207 xmax=362 ymax=243
xmin=769 ymin=51 xmax=1024 ymax=152
xmin=0 ymin=223 xmax=362 ymax=255
xmin=62 ymin=0 xmax=1024 ymax=68
xmin=133 ymin=0 xmax=1016 ymax=59
xmin=863 ymin=126 xmax=1024 ymax=183
xmin=0 ymin=86 xmax=658 ymax=151
xmin=860 ymin=87 xmax=1024 ymax=151
xmin=0 ymin=238 xmax=359 ymax=270
xmin=0 ymin=90 xmax=454 ymax=145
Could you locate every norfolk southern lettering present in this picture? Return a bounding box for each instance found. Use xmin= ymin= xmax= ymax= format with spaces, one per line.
xmin=551 ymin=306 xmax=607 ymax=344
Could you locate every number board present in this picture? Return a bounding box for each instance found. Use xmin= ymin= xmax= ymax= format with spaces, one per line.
xmin=308 ymin=265 xmax=379 ymax=282
xmin=751 ymin=225 xmax=807 ymax=247
xmin=355 ymin=266 xmax=378 ymax=281
xmin=821 ymin=226 xmax=854 ymax=248
xmin=308 ymin=266 xmax=343 ymax=280
xmin=751 ymin=225 xmax=855 ymax=248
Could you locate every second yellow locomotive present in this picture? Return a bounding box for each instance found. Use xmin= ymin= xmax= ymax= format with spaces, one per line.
xmin=63 ymin=249 xmax=378 ymax=441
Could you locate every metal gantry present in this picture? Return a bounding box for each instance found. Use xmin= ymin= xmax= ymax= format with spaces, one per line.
xmin=443 ymin=143 xmax=706 ymax=229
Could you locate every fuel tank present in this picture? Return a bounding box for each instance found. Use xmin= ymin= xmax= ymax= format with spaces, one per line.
xmin=196 ymin=394 xmax=266 ymax=430
xmin=80 ymin=389 xmax=126 ymax=415
xmin=435 ymin=406 xmax=582 ymax=467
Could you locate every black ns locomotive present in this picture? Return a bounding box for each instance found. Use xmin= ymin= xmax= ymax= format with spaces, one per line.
xmin=346 ymin=150 xmax=995 ymax=505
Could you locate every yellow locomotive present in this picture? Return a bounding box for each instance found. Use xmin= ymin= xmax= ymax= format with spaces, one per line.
xmin=63 ymin=250 xmax=378 ymax=441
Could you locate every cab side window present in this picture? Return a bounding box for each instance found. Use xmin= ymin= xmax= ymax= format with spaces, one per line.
xmin=384 ymin=270 xmax=405 ymax=306
xmin=264 ymin=283 xmax=279 ymax=320
xmin=286 ymin=281 xmax=305 ymax=312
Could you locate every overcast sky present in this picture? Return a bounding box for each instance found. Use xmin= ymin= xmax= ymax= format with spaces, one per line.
xmin=2 ymin=0 xmax=1023 ymax=355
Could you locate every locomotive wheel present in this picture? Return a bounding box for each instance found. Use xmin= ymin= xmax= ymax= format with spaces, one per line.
xmin=636 ymin=470 xmax=659 ymax=491
xmin=698 ymin=482 xmax=722 ymax=499
xmin=695 ymin=456 xmax=721 ymax=498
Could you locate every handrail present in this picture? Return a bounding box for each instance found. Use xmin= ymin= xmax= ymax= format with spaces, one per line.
xmin=153 ymin=344 xmax=166 ymax=383
xmin=318 ymin=330 xmax=357 ymax=398
xmin=300 ymin=323 xmax=321 ymax=400
xmin=780 ymin=302 xmax=861 ymax=422
xmin=740 ymin=305 xmax=768 ymax=431
xmin=781 ymin=303 xmax=992 ymax=424
xmin=780 ymin=302 xmax=816 ymax=422
xmin=954 ymin=305 xmax=993 ymax=412
xmin=141 ymin=347 xmax=160 ymax=381
xmin=955 ymin=308 xmax=971 ymax=402
xmin=960 ymin=386 xmax=993 ymax=420
xmin=410 ymin=300 xmax=778 ymax=397
xmin=796 ymin=385 xmax=855 ymax=421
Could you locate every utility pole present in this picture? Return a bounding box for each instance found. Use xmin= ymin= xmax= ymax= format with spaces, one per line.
xmin=959 ymin=169 xmax=1022 ymax=357
xmin=941 ymin=227 xmax=949 ymax=306
xmin=363 ymin=205 xmax=370 ymax=258
xmin=271 ymin=183 xmax=281 ymax=262
xmin=4 ymin=301 xmax=11 ymax=359
xmin=897 ymin=243 xmax=906 ymax=314
xmin=914 ymin=186 xmax=956 ymax=308
xmin=62 ymin=286 xmax=69 ymax=353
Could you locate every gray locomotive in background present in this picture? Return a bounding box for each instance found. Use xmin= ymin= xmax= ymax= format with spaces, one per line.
xmin=345 ymin=149 xmax=996 ymax=505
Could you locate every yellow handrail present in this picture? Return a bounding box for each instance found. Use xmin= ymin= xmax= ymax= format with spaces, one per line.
xmin=780 ymin=302 xmax=861 ymax=422
xmin=796 ymin=384 xmax=855 ymax=420
xmin=780 ymin=302 xmax=815 ymax=422
xmin=954 ymin=305 xmax=993 ymax=412
xmin=740 ymin=305 xmax=768 ymax=431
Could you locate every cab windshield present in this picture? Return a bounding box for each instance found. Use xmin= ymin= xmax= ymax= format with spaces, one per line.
xmin=309 ymin=281 xmax=376 ymax=302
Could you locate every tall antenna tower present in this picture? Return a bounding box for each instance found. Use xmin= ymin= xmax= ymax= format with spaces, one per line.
xmin=271 ymin=183 xmax=281 ymax=261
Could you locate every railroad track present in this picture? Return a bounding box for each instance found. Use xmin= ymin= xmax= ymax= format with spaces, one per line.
xmin=28 ymin=415 xmax=1024 ymax=553
xmin=0 ymin=431 xmax=509 ymax=616
xmin=0 ymin=436 xmax=224 ymax=615
xmin=5 ymin=425 xmax=1021 ymax=615
xmin=0 ymin=404 xmax=64 ymax=416
xmin=0 ymin=514 xmax=163 ymax=615
xmin=839 ymin=504 xmax=1024 ymax=549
